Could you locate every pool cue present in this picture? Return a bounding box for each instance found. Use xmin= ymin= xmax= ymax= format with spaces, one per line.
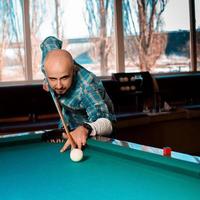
xmin=48 ymin=85 xmax=76 ymax=149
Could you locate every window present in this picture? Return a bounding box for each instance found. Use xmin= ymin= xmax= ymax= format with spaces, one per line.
xmin=30 ymin=0 xmax=115 ymax=79
xmin=0 ymin=0 xmax=199 ymax=83
xmin=0 ymin=0 xmax=25 ymax=82
xmin=195 ymin=0 xmax=200 ymax=70
xmin=123 ymin=0 xmax=190 ymax=73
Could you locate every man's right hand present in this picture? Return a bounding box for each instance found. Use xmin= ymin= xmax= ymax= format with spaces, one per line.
xmin=60 ymin=126 xmax=89 ymax=152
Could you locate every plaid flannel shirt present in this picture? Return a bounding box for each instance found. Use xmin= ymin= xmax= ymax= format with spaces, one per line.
xmin=40 ymin=36 xmax=115 ymax=130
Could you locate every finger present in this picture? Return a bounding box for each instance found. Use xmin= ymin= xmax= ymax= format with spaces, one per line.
xmin=62 ymin=132 xmax=68 ymax=139
xmin=82 ymin=136 xmax=87 ymax=146
xmin=77 ymin=141 xmax=82 ymax=150
xmin=60 ymin=139 xmax=71 ymax=153
xmin=82 ymin=141 xmax=86 ymax=146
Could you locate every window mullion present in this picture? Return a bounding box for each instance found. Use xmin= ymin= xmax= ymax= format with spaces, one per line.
xmin=189 ymin=0 xmax=197 ymax=71
xmin=114 ymin=0 xmax=125 ymax=72
xmin=23 ymin=0 xmax=33 ymax=81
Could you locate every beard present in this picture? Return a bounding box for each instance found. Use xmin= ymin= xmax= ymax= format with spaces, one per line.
xmin=55 ymin=88 xmax=67 ymax=95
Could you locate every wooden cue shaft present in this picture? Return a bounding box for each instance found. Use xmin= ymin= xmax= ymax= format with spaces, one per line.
xmin=49 ymin=90 xmax=76 ymax=149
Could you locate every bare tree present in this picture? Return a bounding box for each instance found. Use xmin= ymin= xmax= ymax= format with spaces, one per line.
xmin=0 ymin=1 xmax=9 ymax=80
xmin=30 ymin=0 xmax=65 ymax=77
xmin=54 ymin=0 xmax=64 ymax=39
xmin=85 ymin=0 xmax=167 ymax=73
xmin=0 ymin=0 xmax=24 ymax=80
xmin=197 ymin=30 xmax=200 ymax=66
xmin=30 ymin=1 xmax=45 ymax=75
xmin=85 ymin=0 xmax=114 ymax=75
xmin=10 ymin=1 xmax=24 ymax=75
xmin=124 ymin=0 xmax=168 ymax=71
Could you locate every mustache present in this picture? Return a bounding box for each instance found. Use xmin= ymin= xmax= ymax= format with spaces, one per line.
xmin=55 ymin=88 xmax=67 ymax=94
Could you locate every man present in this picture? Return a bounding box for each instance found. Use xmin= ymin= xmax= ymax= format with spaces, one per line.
xmin=40 ymin=36 xmax=115 ymax=152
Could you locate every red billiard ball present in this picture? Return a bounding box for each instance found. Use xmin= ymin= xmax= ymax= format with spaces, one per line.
xmin=163 ymin=147 xmax=172 ymax=157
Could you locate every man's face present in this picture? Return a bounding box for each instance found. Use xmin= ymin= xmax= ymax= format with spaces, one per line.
xmin=44 ymin=51 xmax=74 ymax=95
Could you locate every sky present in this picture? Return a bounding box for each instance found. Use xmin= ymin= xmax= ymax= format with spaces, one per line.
xmin=162 ymin=0 xmax=190 ymax=31
xmin=38 ymin=0 xmax=199 ymax=40
xmin=63 ymin=0 xmax=192 ymax=36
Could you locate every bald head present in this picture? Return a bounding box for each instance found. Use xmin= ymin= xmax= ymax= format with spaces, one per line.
xmin=44 ymin=49 xmax=75 ymax=95
xmin=44 ymin=49 xmax=73 ymax=70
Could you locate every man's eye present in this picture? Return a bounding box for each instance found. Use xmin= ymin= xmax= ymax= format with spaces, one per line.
xmin=49 ymin=78 xmax=56 ymax=81
xmin=61 ymin=76 xmax=69 ymax=80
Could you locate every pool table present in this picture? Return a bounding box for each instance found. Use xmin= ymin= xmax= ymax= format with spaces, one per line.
xmin=0 ymin=130 xmax=200 ymax=200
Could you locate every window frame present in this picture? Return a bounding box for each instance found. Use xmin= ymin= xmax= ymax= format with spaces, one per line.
xmin=0 ymin=0 xmax=198 ymax=86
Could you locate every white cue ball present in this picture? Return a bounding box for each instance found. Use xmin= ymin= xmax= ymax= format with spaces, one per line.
xmin=70 ymin=148 xmax=83 ymax=162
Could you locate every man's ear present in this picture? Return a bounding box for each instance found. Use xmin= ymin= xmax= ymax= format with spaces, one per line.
xmin=42 ymin=78 xmax=49 ymax=92
xmin=43 ymin=77 xmax=47 ymax=83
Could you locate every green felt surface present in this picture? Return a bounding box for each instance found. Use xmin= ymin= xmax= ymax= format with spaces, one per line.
xmin=0 ymin=134 xmax=200 ymax=200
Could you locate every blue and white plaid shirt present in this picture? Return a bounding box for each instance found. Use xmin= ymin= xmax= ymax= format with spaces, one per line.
xmin=40 ymin=36 xmax=115 ymax=129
